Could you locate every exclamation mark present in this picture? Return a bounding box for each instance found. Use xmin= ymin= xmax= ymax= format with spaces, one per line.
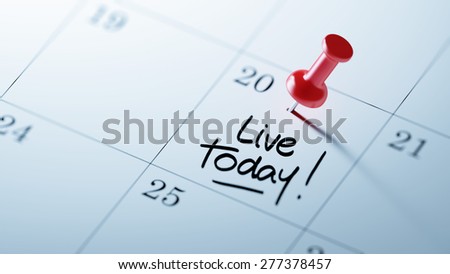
xmin=298 ymin=151 xmax=327 ymax=200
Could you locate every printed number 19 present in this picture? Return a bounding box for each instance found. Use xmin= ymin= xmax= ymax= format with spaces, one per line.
xmin=90 ymin=5 xmax=127 ymax=31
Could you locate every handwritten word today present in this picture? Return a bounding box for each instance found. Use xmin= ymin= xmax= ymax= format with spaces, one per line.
xmin=200 ymin=116 xmax=326 ymax=205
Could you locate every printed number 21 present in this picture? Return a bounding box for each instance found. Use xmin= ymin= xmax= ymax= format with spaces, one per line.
xmin=388 ymin=130 xmax=426 ymax=158
xmin=142 ymin=179 xmax=185 ymax=207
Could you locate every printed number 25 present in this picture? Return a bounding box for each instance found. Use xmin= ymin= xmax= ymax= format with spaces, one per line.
xmin=142 ymin=179 xmax=185 ymax=207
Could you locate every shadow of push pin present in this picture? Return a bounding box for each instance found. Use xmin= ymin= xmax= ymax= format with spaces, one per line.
xmin=287 ymin=34 xmax=353 ymax=112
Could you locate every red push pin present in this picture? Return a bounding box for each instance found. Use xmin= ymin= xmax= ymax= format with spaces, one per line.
xmin=287 ymin=34 xmax=353 ymax=112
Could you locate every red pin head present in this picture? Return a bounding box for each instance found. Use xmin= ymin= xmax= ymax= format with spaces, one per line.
xmin=287 ymin=34 xmax=353 ymax=110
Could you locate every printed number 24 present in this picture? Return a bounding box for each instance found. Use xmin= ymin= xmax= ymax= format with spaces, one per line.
xmin=0 ymin=114 xmax=32 ymax=142
xmin=142 ymin=179 xmax=185 ymax=207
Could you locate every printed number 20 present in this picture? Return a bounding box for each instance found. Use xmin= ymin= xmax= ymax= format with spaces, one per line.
xmin=234 ymin=66 xmax=274 ymax=92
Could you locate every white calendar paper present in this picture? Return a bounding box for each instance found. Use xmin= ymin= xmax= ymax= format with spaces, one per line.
xmin=1 ymin=0 xmax=449 ymax=253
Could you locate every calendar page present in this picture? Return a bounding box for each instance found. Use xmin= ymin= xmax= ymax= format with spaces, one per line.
xmin=1 ymin=0 xmax=449 ymax=254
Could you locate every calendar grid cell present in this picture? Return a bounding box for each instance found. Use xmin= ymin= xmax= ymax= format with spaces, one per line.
xmin=0 ymin=99 xmax=150 ymax=164
xmin=76 ymin=164 xmax=151 ymax=253
xmin=394 ymin=114 xmax=450 ymax=140
xmin=0 ymin=98 xmax=365 ymax=254
xmin=75 ymin=0 xmax=294 ymax=253
xmin=1 ymin=0 xmax=449 ymax=254
xmin=149 ymin=163 xmax=364 ymax=254
xmin=0 ymin=0 xmax=87 ymax=99
xmin=284 ymin=38 xmax=450 ymax=253
xmin=115 ymin=0 xmax=239 ymax=52
xmin=115 ymin=0 xmax=396 ymax=116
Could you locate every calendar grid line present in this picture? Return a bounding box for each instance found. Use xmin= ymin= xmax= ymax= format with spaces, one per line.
xmin=76 ymin=0 xmax=289 ymax=253
xmin=1 ymin=34 xmax=448 ymax=253
xmin=134 ymin=0 xmax=375 ymax=251
xmin=242 ymin=50 xmax=393 ymax=114
xmin=4 ymin=0 xmax=445 ymax=156
xmin=151 ymin=163 xmax=364 ymax=254
xmin=75 ymin=113 xmax=188 ymax=252
xmin=192 ymin=5 xmax=289 ymax=111
xmin=0 ymin=0 xmax=86 ymax=99
xmin=113 ymin=0 xmax=396 ymax=117
xmin=3 ymin=65 xmax=447 ymax=253
xmin=76 ymin=163 xmax=151 ymax=254
xmin=393 ymin=38 xmax=450 ymax=113
xmin=394 ymin=114 xmax=450 ymax=140
xmin=0 ymin=98 xmax=150 ymax=164
xmin=7 ymin=0 xmax=444 ymax=162
xmin=116 ymin=1 xmax=450 ymax=139
xmin=2 ymin=0 xmax=448 ymax=254
xmin=1 ymin=100 xmax=440 ymax=254
xmin=329 ymin=87 xmax=392 ymax=114
xmin=115 ymin=0 xmax=240 ymax=52
xmin=284 ymin=39 xmax=450 ymax=254
xmin=4 ymin=83 xmax=447 ymax=182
